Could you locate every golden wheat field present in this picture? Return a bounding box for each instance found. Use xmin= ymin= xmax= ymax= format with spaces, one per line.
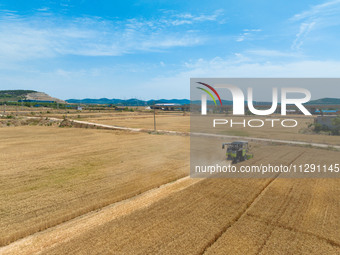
xmin=0 ymin=126 xmax=189 ymax=246
xmin=0 ymin=111 xmax=340 ymax=255
xmin=11 ymin=145 xmax=336 ymax=255
xmin=39 ymin=179 xmax=340 ymax=255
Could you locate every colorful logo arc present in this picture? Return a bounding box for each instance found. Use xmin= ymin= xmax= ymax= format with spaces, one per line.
xmin=196 ymin=82 xmax=223 ymax=106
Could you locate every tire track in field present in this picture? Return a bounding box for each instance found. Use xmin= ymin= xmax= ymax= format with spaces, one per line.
xmin=201 ymin=151 xmax=306 ymax=255
xmin=0 ymin=176 xmax=202 ymax=255
xmin=247 ymin=215 xmax=340 ymax=250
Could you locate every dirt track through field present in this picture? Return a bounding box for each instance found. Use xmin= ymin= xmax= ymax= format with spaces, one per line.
xmin=68 ymin=119 xmax=340 ymax=149
xmin=0 ymin=176 xmax=201 ymax=255
xmin=19 ymin=115 xmax=340 ymax=149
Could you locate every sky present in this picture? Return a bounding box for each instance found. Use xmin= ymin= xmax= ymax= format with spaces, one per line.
xmin=1 ymin=0 xmax=340 ymax=100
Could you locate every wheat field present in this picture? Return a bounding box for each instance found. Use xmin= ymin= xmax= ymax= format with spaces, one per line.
xmin=1 ymin=112 xmax=340 ymax=254
xmin=0 ymin=126 xmax=189 ymax=246
xmin=25 ymin=145 xmax=340 ymax=255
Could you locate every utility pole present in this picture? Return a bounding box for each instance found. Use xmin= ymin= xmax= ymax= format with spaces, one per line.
xmin=3 ymin=103 xmax=6 ymax=116
xmin=153 ymin=105 xmax=156 ymax=131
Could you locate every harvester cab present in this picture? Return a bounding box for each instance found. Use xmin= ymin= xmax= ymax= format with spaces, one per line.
xmin=222 ymin=141 xmax=253 ymax=164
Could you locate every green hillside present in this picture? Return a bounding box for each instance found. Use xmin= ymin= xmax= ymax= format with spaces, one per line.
xmin=308 ymin=98 xmax=340 ymax=105
xmin=0 ymin=90 xmax=37 ymax=102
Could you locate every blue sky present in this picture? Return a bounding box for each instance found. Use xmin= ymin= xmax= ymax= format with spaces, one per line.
xmin=1 ymin=0 xmax=340 ymax=100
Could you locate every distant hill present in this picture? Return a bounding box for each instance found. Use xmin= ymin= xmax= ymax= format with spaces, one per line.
xmin=0 ymin=90 xmax=65 ymax=103
xmin=307 ymin=98 xmax=340 ymax=105
xmin=66 ymin=98 xmax=190 ymax=106
xmin=0 ymin=90 xmax=37 ymax=102
xmin=25 ymin=92 xmax=65 ymax=103
xmin=3 ymin=90 xmax=338 ymax=106
xmin=66 ymin=97 xmax=340 ymax=106
xmin=148 ymin=99 xmax=190 ymax=105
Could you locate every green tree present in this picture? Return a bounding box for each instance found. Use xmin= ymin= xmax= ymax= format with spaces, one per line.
xmin=331 ymin=116 xmax=340 ymax=135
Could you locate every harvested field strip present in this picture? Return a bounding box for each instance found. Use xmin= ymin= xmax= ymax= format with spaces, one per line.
xmin=199 ymin=177 xmax=277 ymax=255
xmin=247 ymin=215 xmax=340 ymax=249
xmin=0 ymin=176 xmax=201 ymax=255
xmin=0 ymin=126 xmax=189 ymax=246
xmin=204 ymin=178 xmax=340 ymax=254
xmin=200 ymin=151 xmax=306 ymax=254
xmin=205 ymin=214 xmax=340 ymax=255
xmin=36 ymin=179 xmax=273 ymax=255
xmin=31 ymin=145 xmax=340 ymax=255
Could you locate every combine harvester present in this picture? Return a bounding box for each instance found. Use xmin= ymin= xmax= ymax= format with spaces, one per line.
xmin=222 ymin=141 xmax=253 ymax=164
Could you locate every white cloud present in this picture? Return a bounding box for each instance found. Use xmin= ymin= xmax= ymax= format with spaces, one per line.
xmin=36 ymin=7 xmax=49 ymax=12
xmin=182 ymin=56 xmax=340 ymax=77
xmin=292 ymin=22 xmax=316 ymax=50
xmin=246 ymin=49 xmax=301 ymax=58
xmin=236 ymin=29 xmax=261 ymax=42
xmin=2 ymin=55 xmax=340 ymax=100
xmin=291 ymin=0 xmax=340 ymax=21
xmin=290 ymin=0 xmax=340 ymax=50
xmin=139 ymin=57 xmax=340 ymax=99
xmin=243 ymin=29 xmax=262 ymax=32
xmin=171 ymin=20 xmax=192 ymax=25
xmin=0 ymin=10 xmax=219 ymax=62
xmin=171 ymin=9 xmax=224 ymax=25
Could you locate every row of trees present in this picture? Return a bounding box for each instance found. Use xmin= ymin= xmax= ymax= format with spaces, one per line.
xmin=312 ymin=116 xmax=340 ymax=135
